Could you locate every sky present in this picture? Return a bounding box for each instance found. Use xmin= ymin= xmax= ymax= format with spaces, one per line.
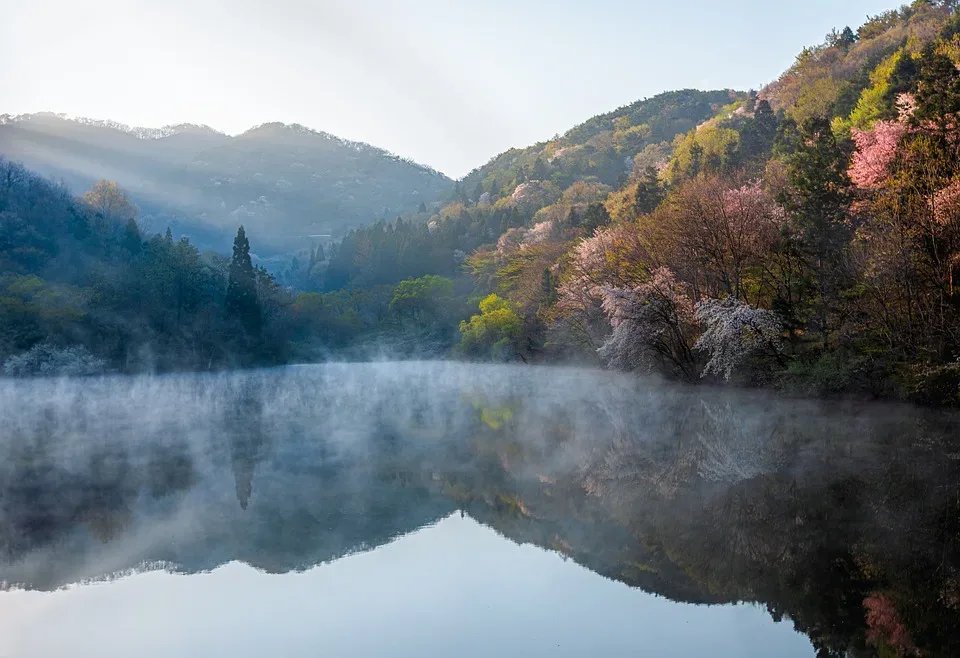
xmin=2 ymin=0 xmax=900 ymax=177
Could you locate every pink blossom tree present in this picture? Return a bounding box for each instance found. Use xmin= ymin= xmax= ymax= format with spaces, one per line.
xmin=850 ymin=120 xmax=906 ymax=190
xmin=597 ymin=267 xmax=698 ymax=380
xmin=864 ymin=592 xmax=919 ymax=656
xmin=556 ymin=223 xmax=652 ymax=349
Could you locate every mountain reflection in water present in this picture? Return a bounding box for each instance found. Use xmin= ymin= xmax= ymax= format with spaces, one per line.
xmin=0 ymin=362 xmax=958 ymax=657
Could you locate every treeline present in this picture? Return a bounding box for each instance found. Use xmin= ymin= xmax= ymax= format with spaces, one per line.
xmin=0 ymin=159 xmax=476 ymax=373
xmin=0 ymin=161 xmax=296 ymax=373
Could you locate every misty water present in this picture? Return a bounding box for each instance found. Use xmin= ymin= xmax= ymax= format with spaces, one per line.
xmin=1 ymin=363 xmax=958 ymax=657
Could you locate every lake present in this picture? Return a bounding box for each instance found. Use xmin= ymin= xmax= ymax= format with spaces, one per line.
xmin=0 ymin=362 xmax=958 ymax=657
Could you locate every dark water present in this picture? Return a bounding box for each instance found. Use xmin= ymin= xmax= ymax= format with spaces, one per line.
xmin=0 ymin=363 xmax=958 ymax=657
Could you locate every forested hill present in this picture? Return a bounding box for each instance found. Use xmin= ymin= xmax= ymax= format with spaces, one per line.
xmin=458 ymin=89 xmax=741 ymax=196
xmin=317 ymin=89 xmax=742 ymax=292
xmin=0 ymin=113 xmax=452 ymax=253
xmin=310 ymin=1 xmax=960 ymax=406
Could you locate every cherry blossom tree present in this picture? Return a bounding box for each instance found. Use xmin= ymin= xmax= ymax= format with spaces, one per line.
xmin=555 ymin=223 xmax=651 ymax=349
xmin=655 ymin=175 xmax=784 ymax=302
xmin=597 ymin=268 xmax=698 ymax=380
xmin=694 ymin=297 xmax=784 ymax=381
xmin=864 ymin=592 xmax=919 ymax=656
xmin=850 ymin=120 xmax=906 ymax=190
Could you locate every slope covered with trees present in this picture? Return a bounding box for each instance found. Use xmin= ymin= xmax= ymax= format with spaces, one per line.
xmin=312 ymin=0 xmax=960 ymax=407
xmin=0 ymin=114 xmax=452 ymax=253
xmin=0 ymin=159 xmax=295 ymax=372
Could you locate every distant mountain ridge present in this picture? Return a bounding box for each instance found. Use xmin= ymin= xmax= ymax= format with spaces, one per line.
xmin=0 ymin=112 xmax=452 ymax=253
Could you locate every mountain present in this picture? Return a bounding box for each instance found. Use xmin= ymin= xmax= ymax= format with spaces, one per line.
xmin=0 ymin=113 xmax=452 ymax=253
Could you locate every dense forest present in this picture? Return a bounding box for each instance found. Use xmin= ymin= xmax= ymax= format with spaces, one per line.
xmin=5 ymin=0 xmax=960 ymax=407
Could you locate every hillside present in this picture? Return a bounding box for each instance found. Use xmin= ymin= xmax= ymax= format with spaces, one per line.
xmin=0 ymin=113 xmax=452 ymax=253
xmin=318 ymin=89 xmax=742 ymax=292
xmin=460 ymin=89 xmax=741 ymax=195
xmin=304 ymin=1 xmax=960 ymax=406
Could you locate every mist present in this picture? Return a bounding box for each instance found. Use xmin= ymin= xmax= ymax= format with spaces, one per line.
xmin=0 ymin=361 xmax=954 ymax=595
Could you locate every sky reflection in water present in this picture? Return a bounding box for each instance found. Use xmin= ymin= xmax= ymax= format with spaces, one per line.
xmin=1 ymin=515 xmax=812 ymax=658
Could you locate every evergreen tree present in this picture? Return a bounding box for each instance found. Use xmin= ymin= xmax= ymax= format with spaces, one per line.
xmin=633 ymin=166 xmax=665 ymax=215
xmin=838 ymin=26 xmax=857 ymax=51
xmin=778 ymin=117 xmax=853 ymax=346
xmin=582 ymin=202 xmax=611 ymax=236
xmin=532 ymin=157 xmax=549 ymax=181
xmin=122 ymin=218 xmax=142 ymax=256
xmin=225 ymin=225 xmax=261 ymax=337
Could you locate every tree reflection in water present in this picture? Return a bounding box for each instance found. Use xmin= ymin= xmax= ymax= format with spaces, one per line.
xmin=0 ymin=363 xmax=957 ymax=657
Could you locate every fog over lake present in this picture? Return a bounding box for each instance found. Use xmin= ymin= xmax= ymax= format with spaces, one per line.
xmin=1 ymin=362 xmax=958 ymax=657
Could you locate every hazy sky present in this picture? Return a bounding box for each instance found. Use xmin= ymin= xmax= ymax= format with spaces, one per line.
xmin=3 ymin=0 xmax=898 ymax=177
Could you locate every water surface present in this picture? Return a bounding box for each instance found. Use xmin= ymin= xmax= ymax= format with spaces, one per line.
xmin=1 ymin=363 xmax=957 ymax=657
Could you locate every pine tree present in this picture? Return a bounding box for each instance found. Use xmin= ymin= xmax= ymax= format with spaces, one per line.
xmin=633 ymin=166 xmax=664 ymax=215
xmin=122 ymin=218 xmax=142 ymax=256
xmin=225 ymin=225 xmax=261 ymax=337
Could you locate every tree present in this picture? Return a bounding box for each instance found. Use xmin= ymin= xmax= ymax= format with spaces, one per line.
xmin=225 ymin=226 xmax=261 ymax=338
xmin=633 ymin=166 xmax=664 ymax=215
xmin=778 ymin=117 xmax=854 ymax=345
xmin=655 ymin=176 xmax=783 ymax=303
xmin=597 ymin=268 xmax=698 ymax=380
xmin=458 ymin=294 xmax=522 ymax=361
xmin=694 ymin=297 xmax=784 ymax=381
xmin=532 ymin=157 xmax=549 ymax=181
xmin=122 ymin=218 xmax=142 ymax=256
xmin=389 ymin=275 xmax=455 ymax=324
xmin=82 ymin=180 xmax=137 ymax=224
xmin=582 ymin=202 xmax=611 ymax=235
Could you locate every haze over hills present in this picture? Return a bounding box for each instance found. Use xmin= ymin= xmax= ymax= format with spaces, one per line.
xmin=0 ymin=89 xmax=738 ymax=258
xmin=0 ymin=112 xmax=453 ymax=253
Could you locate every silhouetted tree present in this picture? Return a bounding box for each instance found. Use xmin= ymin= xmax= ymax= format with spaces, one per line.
xmin=225 ymin=226 xmax=261 ymax=337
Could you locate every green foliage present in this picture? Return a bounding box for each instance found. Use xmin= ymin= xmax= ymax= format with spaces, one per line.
xmin=457 ymin=294 xmax=522 ymax=361
xmin=458 ymin=90 xmax=740 ymax=210
xmin=667 ymin=125 xmax=741 ymax=184
xmin=582 ymin=203 xmax=611 ymax=236
xmin=0 ymin=161 xmax=295 ymax=372
xmin=777 ymin=352 xmax=889 ymax=397
xmin=226 ymin=226 xmax=261 ymax=338
xmin=389 ymin=275 xmax=455 ymax=318
xmin=836 ymin=49 xmax=911 ymax=133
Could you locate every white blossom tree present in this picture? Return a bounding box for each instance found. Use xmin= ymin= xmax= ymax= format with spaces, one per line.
xmin=694 ymin=297 xmax=784 ymax=381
